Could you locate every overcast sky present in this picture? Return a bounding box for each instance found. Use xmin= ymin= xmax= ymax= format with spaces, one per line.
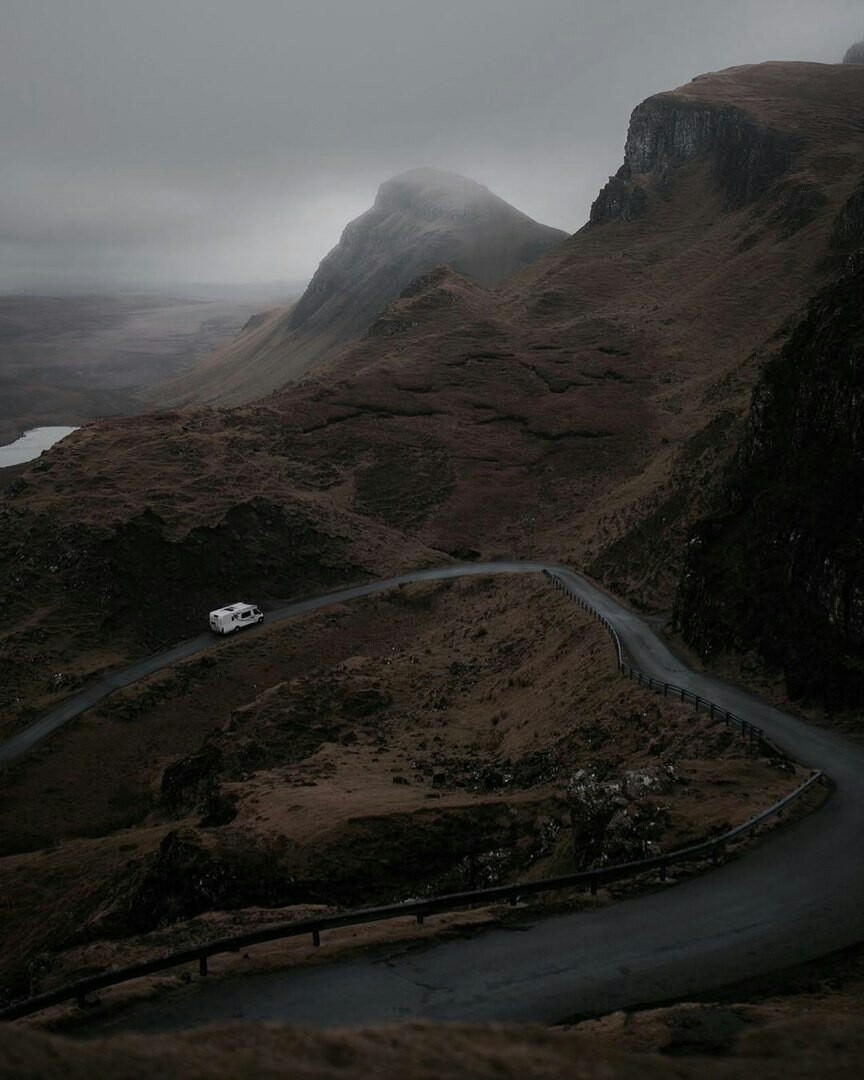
xmin=1 ymin=0 xmax=861 ymax=290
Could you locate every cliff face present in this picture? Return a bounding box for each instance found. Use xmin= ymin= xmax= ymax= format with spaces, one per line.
xmin=149 ymin=169 xmax=566 ymax=407
xmin=675 ymin=252 xmax=864 ymax=707
xmin=590 ymin=95 xmax=801 ymax=225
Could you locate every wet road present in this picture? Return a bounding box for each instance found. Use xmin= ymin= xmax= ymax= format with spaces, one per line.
xmin=4 ymin=563 xmax=863 ymax=1034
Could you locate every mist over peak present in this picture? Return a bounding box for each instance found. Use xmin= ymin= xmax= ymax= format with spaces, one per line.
xmin=1 ymin=0 xmax=861 ymax=290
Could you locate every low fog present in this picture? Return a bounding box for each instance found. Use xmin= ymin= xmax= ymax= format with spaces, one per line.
xmin=2 ymin=0 xmax=861 ymax=290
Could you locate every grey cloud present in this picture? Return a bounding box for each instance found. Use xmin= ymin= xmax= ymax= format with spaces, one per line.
xmin=2 ymin=0 xmax=862 ymax=289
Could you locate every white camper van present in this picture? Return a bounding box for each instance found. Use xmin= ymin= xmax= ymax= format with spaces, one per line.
xmin=209 ymin=602 xmax=263 ymax=635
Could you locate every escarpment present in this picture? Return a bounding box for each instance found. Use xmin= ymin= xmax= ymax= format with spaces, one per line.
xmin=674 ymin=255 xmax=864 ymax=708
xmin=590 ymin=93 xmax=801 ymax=225
xmin=831 ymin=178 xmax=864 ymax=252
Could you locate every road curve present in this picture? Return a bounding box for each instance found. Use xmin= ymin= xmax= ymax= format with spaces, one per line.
xmin=6 ymin=563 xmax=864 ymax=1035
xmin=0 ymin=562 xmax=544 ymax=765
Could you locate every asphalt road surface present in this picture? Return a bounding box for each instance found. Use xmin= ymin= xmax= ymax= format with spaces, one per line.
xmin=4 ymin=562 xmax=863 ymax=1034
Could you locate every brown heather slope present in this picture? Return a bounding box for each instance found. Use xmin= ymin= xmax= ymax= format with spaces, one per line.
xmin=2 ymin=62 xmax=863 ymax=726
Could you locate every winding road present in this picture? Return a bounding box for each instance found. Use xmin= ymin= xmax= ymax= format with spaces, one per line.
xmin=4 ymin=562 xmax=864 ymax=1034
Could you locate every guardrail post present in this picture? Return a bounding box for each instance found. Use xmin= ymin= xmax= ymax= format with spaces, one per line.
xmin=199 ymin=955 xmax=208 ymax=976
xmin=313 ymin=929 xmax=321 ymax=947
xmin=416 ymin=914 xmax=425 ymax=925
xmin=590 ymin=879 xmax=598 ymax=896
xmin=680 ymin=688 xmax=685 ymax=702
xmin=659 ymin=864 xmax=667 ymax=882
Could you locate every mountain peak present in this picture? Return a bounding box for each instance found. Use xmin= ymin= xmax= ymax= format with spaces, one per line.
xmin=843 ymin=39 xmax=864 ymax=64
xmin=374 ymin=168 xmax=499 ymax=222
xmin=148 ymin=169 xmax=566 ymax=406
xmin=286 ymin=168 xmax=565 ymax=336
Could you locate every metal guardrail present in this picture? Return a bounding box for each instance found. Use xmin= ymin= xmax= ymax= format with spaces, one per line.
xmin=0 ymin=569 xmax=824 ymax=1022
xmin=0 ymin=770 xmax=822 ymax=1022
xmin=542 ymin=570 xmax=783 ymax=756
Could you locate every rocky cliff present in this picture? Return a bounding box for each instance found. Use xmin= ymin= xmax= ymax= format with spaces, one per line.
xmin=590 ymin=93 xmax=801 ymax=225
xmin=150 ymin=169 xmax=566 ymax=406
xmin=675 ymin=251 xmax=864 ymax=707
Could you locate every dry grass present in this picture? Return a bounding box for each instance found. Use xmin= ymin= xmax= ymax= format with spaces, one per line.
xmin=4 ymin=1012 xmax=864 ymax=1078
xmin=0 ymin=576 xmax=804 ymax=1007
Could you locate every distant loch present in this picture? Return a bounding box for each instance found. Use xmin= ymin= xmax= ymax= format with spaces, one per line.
xmin=0 ymin=426 xmax=79 ymax=467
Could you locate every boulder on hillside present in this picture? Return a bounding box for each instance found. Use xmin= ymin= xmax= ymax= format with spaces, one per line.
xmin=567 ymin=764 xmax=678 ymax=870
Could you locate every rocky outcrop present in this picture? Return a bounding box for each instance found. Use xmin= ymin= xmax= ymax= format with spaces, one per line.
xmin=843 ymin=40 xmax=864 ymax=64
xmin=99 ymin=798 xmax=569 ymax=934
xmin=567 ymin=764 xmax=678 ymax=869
xmin=674 ymin=255 xmax=864 ymax=707
xmin=589 ymin=175 xmax=648 ymax=224
xmin=831 ymin=179 xmax=864 ymax=252
xmin=590 ymin=94 xmax=801 ymax=225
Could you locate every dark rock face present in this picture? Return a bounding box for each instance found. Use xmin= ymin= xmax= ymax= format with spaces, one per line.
xmin=831 ymin=179 xmax=864 ymax=252
xmin=567 ymin=765 xmax=676 ymax=869
xmin=29 ymin=496 xmax=356 ymax=648
xmin=160 ymin=745 xmax=223 ymax=814
xmin=674 ymin=256 xmax=864 ymax=707
xmin=589 ymin=175 xmax=648 ymax=224
xmin=843 ymin=41 xmax=864 ymax=64
xmin=590 ymin=95 xmax=801 ymax=225
xmin=101 ymin=800 xmax=567 ymax=934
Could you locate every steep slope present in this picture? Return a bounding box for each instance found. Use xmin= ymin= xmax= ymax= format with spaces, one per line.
xmin=150 ymin=169 xmax=566 ymax=406
xmin=2 ymin=62 xmax=864 ymax=729
xmin=674 ymin=250 xmax=864 ymax=708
